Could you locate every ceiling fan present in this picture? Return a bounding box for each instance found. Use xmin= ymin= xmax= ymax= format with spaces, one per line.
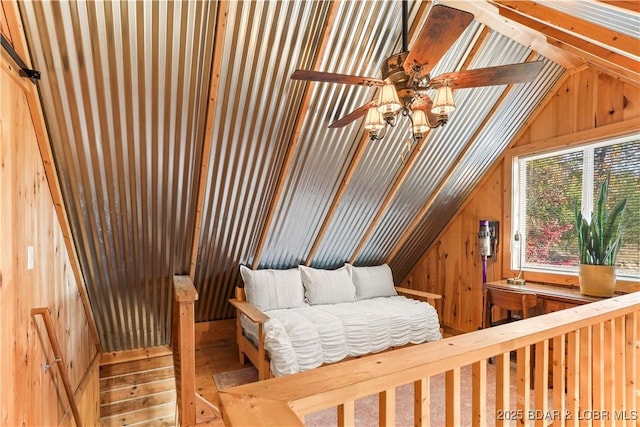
xmin=292 ymin=1 xmax=544 ymax=143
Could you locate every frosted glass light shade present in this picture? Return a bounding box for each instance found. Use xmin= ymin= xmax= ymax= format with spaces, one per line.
xmin=376 ymin=84 xmax=402 ymax=116
xmin=364 ymin=107 xmax=385 ymax=132
xmin=432 ymin=86 xmax=456 ymax=115
xmin=412 ymin=109 xmax=429 ymax=136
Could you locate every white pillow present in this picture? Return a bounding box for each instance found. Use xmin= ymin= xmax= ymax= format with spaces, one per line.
xmin=239 ymin=265 xmax=306 ymax=312
xmin=345 ymin=263 xmax=397 ymax=300
xmin=299 ymin=265 xmax=356 ymax=305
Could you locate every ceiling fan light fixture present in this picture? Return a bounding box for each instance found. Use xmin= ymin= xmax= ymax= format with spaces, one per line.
xmin=411 ymin=109 xmax=429 ymax=137
xmin=432 ymin=85 xmax=456 ymax=116
xmin=364 ymin=107 xmax=385 ymax=134
xmin=377 ymin=84 xmax=402 ymax=119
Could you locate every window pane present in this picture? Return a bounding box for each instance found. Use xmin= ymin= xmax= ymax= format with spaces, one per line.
xmin=515 ymin=135 xmax=640 ymax=280
xmin=592 ymin=140 xmax=640 ymax=276
xmin=523 ymin=151 xmax=583 ymax=270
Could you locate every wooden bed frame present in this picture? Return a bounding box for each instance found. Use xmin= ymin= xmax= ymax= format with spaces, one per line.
xmin=229 ymin=286 xmax=442 ymax=380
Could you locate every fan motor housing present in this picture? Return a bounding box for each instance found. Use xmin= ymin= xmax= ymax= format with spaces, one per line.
xmin=381 ymin=52 xmax=418 ymax=104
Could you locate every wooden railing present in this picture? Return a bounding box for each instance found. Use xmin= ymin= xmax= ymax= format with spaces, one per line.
xmin=31 ymin=307 xmax=82 ymax=426
xmin=172 ymin=275 xmax=220 ymax=426
xmin=218 ymin=292 xmax=640 ymax=426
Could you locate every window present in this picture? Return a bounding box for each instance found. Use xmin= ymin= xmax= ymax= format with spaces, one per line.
xmin=511 ymin=134 xmax=640 ymax=280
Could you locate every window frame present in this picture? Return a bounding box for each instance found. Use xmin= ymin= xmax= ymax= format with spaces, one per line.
xmin=501 ymin=123 xmax=639 ymax=293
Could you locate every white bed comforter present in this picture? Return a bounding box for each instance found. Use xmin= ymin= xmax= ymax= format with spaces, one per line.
xmin=242 ymin=295 xmax=442 ymax=377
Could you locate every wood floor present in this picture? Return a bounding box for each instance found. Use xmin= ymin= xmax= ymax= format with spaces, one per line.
xmin=195 ymin=338 xmax=246 ymax=418
xmin=98 ymin=339 xmax=242 ymax=426
xmin=99 ymin=354 xmax=177 ymax=426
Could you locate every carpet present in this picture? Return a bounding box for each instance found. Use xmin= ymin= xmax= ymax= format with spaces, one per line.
xmin=304 ymin=364 xmax=512 ymax=427
xmin=213 ymin=366 xmax=258 ymax=390
xmin=216 ymin=363 xmax=527 ymax=426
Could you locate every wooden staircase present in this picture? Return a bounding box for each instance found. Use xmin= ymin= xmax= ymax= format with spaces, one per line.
xmin=99 ymin=354 xmax=176 ymax=426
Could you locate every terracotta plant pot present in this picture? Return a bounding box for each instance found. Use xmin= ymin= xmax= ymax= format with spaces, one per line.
xmin=578 ymin=264 xmax=616 ymax=297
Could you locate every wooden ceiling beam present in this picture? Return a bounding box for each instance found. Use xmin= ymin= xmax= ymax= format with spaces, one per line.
xmin=597 ymin=1 xmax=640 ymax=14
xmin=252 ymin=1 xmax=340 ymax=269
xmin=387 ymin=52 xmax=540 ymax=265
xmin=189 ymin=1 xmax=229 ymax=279
xmin=494 ymin=1 xmax=639 ymax=58
xmin=2 ymin=0 xmax=102 ymax=352
xmin=347 ymin=26 xmax=491 ymax=265
xmin=497 ymin=6 xmax=640 ymax=85
xmin=439 ymin=0 xmax=582 ymax=70
xmin=547 ymin=37 xmax=640 ymax=86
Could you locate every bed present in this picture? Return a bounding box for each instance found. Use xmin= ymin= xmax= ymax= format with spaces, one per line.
xmin=230 ymin=263 xmax=442 ymax=379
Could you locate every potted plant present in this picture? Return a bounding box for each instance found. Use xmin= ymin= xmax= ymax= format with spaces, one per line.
xmin=574 ymin=174 xmax=627 ymax=297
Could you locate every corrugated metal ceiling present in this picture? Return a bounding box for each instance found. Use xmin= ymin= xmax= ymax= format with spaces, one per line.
xmin=16 ymin=0 xmax=635 ymax=352
xmin=538 ymin=0 xmax=640 ymax=40
xmin=20 ymin=0 xmax=216 ymax=350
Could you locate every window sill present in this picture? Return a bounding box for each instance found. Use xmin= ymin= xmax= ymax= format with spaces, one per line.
xmin=502 ymin=269 xmax=640 ymax=294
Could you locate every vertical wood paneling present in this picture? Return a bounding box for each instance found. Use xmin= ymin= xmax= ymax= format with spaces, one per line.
xmin=399 ymin=165 xmax=503 ymax=333
xmin=0 ymin=53 xmax=97 ymax=426
xmin=575 ymin=69 xmax=597 ymax=131
xmin=596 ymin=73 xmax=626 ymax=127
xmin=622 ymin=85 xmax=640 ymax=122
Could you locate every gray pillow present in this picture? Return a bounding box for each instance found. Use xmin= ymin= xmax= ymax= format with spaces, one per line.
xmin=239 ymin=265 xmax=306 ymax=312
xmin=299 ymin=265 xmax=356 ymax=305
xmin=345 ymin=263 xmax=397 ymax=300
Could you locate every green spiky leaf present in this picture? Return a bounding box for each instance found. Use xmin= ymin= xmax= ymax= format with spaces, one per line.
xmin=573 ymin=173 xmax=627 ymax=266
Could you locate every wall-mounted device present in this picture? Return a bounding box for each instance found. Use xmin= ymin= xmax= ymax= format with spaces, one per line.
xmin=507 ymin=230 xmax=526 ymax=285
xmin=479 ymin=220 xmax=499 ymax=284
xmin=478 ymin=220 xmax=499 ymax=258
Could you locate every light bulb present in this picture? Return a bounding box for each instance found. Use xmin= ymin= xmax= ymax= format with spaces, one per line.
xmin=432 ymin=86 xmax=456 ymax=115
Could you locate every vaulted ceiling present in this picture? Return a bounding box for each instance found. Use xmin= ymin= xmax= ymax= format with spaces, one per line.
xmin=10 ymin=0 xmax=639 ymax=352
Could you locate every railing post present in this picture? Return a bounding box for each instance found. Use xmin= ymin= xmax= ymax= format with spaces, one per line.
xmin=173 ymin=275 xmax=198 ymax=427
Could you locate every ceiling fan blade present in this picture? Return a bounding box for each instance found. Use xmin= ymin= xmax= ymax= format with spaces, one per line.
xmin=292 ymin=70 xmax=385 ymax=87
xmin=328 ymin=101 xmax=377 ymax=129
xmin=430 ymin=61 xmax=545 ymax=89
xmin=403 ymin=5 xmax=474 ymax=76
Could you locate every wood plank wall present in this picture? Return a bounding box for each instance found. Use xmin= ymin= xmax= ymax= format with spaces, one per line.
xmin=0 ymin=38 xmax=99 ymax=425
xmin=399 ymin=67 xmax=640 ymax=335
